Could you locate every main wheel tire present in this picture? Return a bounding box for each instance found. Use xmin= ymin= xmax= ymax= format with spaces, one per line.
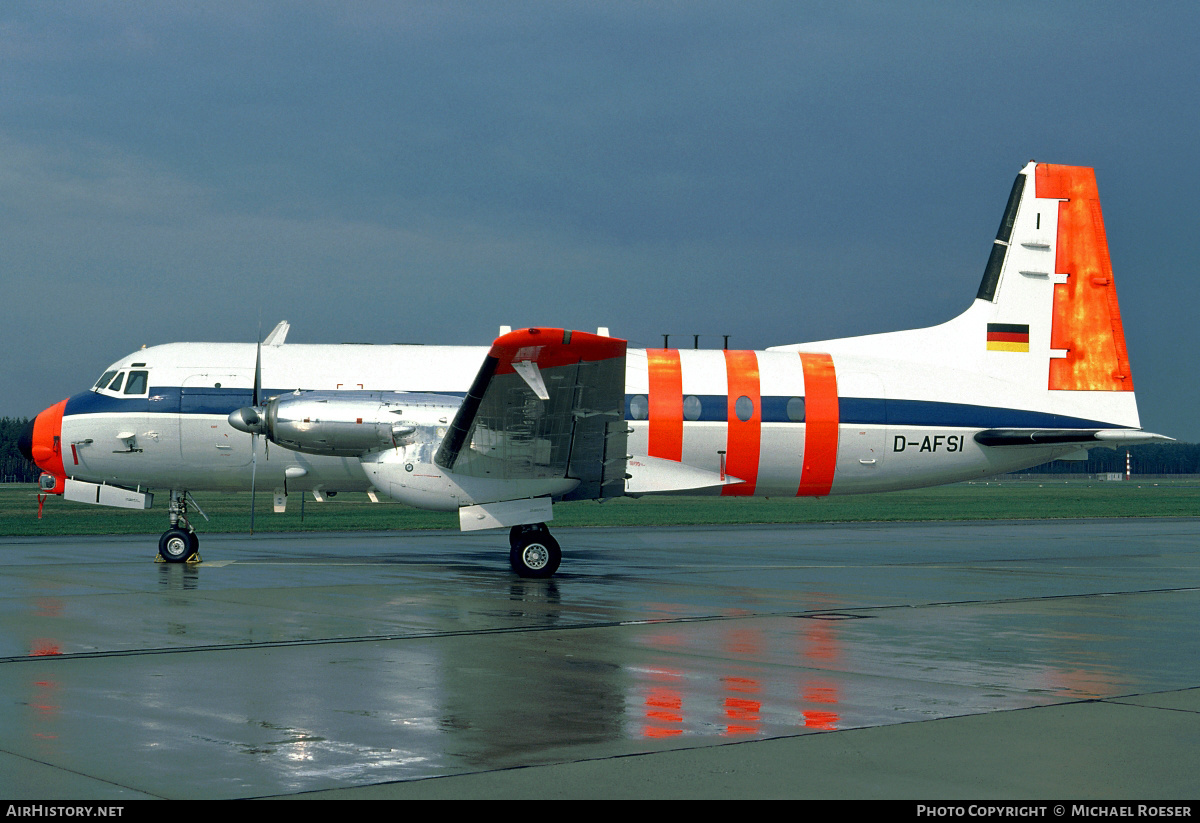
xmin=159 ymin=528 xmax=196 ymax=563
xmin=509 ymin=533 xmax=561 ymax=578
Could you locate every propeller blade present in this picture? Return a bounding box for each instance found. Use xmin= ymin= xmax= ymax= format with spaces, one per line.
xmin=250 ymin=432 xmax=257 ymax=535
xmin=250 ymin=330 xmax=262 ymax=536
xmin=253 ymin=337 xmax=262 ymax=408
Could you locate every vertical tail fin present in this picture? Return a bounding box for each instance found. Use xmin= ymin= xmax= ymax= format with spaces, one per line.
xmin=982 ymin=162 xmax=1134 ymax=393
xmin=775 ymin=160 xmax=1144 ymax=430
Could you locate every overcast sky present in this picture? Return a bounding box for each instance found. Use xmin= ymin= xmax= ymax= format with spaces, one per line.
xmin=4 ymin=2 xmax=1197 ymax=440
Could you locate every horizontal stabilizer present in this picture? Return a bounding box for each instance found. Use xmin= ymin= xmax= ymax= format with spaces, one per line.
xmin=975 ymin=429 xmax=1173 ymax=448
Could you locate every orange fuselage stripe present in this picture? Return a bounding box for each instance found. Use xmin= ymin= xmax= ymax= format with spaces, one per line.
xmin=646 ymin=350 xmax=838 ymax=496
xmin=722 ymin=350 xmax=760 ymax=496
xmin=646 ymin=349 xmax=683 ymax=461
xmin=797 ymin=353 xmax=839 ymax=496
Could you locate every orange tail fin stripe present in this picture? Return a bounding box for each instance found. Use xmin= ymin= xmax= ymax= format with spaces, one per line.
xmin=1036 ymin=164 xmax=1133 ymax=391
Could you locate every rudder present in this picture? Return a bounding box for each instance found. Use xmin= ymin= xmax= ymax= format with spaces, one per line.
xmin=1037 ymin=164 xmax=1133 ymax=392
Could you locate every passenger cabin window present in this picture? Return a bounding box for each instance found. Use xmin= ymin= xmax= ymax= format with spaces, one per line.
xmin=628 ymin=395 xmax=649 ymax=421
xmin=734 ymin=395 xmax=754 ymax=422
xmin=124 ymin=370 xmax=148 ymax=395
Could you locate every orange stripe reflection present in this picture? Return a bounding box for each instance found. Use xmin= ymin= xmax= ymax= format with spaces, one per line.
xmin=802 ymin=710 xmax=838 ymax=731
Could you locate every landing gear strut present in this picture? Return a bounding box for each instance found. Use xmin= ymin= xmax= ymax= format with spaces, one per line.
xmin=508 ymin=523 xmax=560 ymax=578
xmin=159 ymin=491 xmax=200 ymax=563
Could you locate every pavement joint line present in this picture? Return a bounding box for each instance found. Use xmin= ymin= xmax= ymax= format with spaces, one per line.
xmin=3 ymin=583 xmax=1198 ymax=665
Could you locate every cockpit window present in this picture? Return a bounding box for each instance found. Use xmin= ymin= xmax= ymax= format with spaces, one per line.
xmin=108 ymin=372 xmax=125 ymax=392
xmin=124 ymin=370 xmax=148 ymax=395
xmin=94 ymin=370 xmax=117 ymax=390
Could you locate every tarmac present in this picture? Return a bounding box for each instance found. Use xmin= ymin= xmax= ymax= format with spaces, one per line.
xmin=1 ymin=517 xmax=1198 ymax=800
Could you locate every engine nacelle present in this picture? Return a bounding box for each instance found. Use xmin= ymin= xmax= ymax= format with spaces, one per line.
xmin=229 ymin=390 xmax=460 ymax=457
xmin=360 ymin=447 xmax=579 ymax=512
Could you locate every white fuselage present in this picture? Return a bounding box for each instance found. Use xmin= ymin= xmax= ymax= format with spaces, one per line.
xmin=56 ymin=334 xmax=1119 ymax=501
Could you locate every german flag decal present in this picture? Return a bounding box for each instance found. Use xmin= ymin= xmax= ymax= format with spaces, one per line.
xmin=987 ymin=323 xmax=1030 ymax=352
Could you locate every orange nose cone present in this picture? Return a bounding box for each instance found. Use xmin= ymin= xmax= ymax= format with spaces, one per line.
xmin=29 ymin=399 xmax=68 ymax=478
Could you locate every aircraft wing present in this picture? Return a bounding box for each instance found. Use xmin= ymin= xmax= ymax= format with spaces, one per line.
xmin=434 ymin=328 xmax=629 ymax=501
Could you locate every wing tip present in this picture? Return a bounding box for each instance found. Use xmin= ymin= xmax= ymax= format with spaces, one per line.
xmin=490 ymin=327 xmax=627 ymax=372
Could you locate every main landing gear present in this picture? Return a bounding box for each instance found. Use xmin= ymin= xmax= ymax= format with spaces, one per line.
xmin=508 ymin=523 xmax=561 ymax=578
xmin=158 ymin=491 xmax=200 ymax=563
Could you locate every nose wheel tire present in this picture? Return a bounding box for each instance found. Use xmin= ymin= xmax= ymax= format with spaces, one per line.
xmin=159 ymin=528 xmax=198 ymax=563
xmin=509 ymin=532 xmax=561 ymax=578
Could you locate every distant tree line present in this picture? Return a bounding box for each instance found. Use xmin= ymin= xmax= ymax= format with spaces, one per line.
xmin=0 ymin=414 xmax=1196 ymax=482
xmin=1019 ymin=442 xmax=1200 ymax=475
xmin=0 ymin=417 xmax=39 ymax=482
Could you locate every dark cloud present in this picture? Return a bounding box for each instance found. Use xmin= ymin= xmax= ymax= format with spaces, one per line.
xmin=2 ymin=2 xmax=1196 ymax=439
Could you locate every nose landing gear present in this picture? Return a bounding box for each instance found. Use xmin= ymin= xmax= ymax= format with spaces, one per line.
xmin=158 ymin=528 xmax=198 ymax=563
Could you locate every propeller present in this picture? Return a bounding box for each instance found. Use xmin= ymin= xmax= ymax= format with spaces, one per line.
xmin=227 ymin=334 xmax=266 ymax=534
xmin=228 ymin=321 xmax=290 ymax=535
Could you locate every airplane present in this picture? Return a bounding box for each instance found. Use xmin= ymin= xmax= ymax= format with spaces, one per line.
xmin=18 ymin=161 xmax=1170 ymax=577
